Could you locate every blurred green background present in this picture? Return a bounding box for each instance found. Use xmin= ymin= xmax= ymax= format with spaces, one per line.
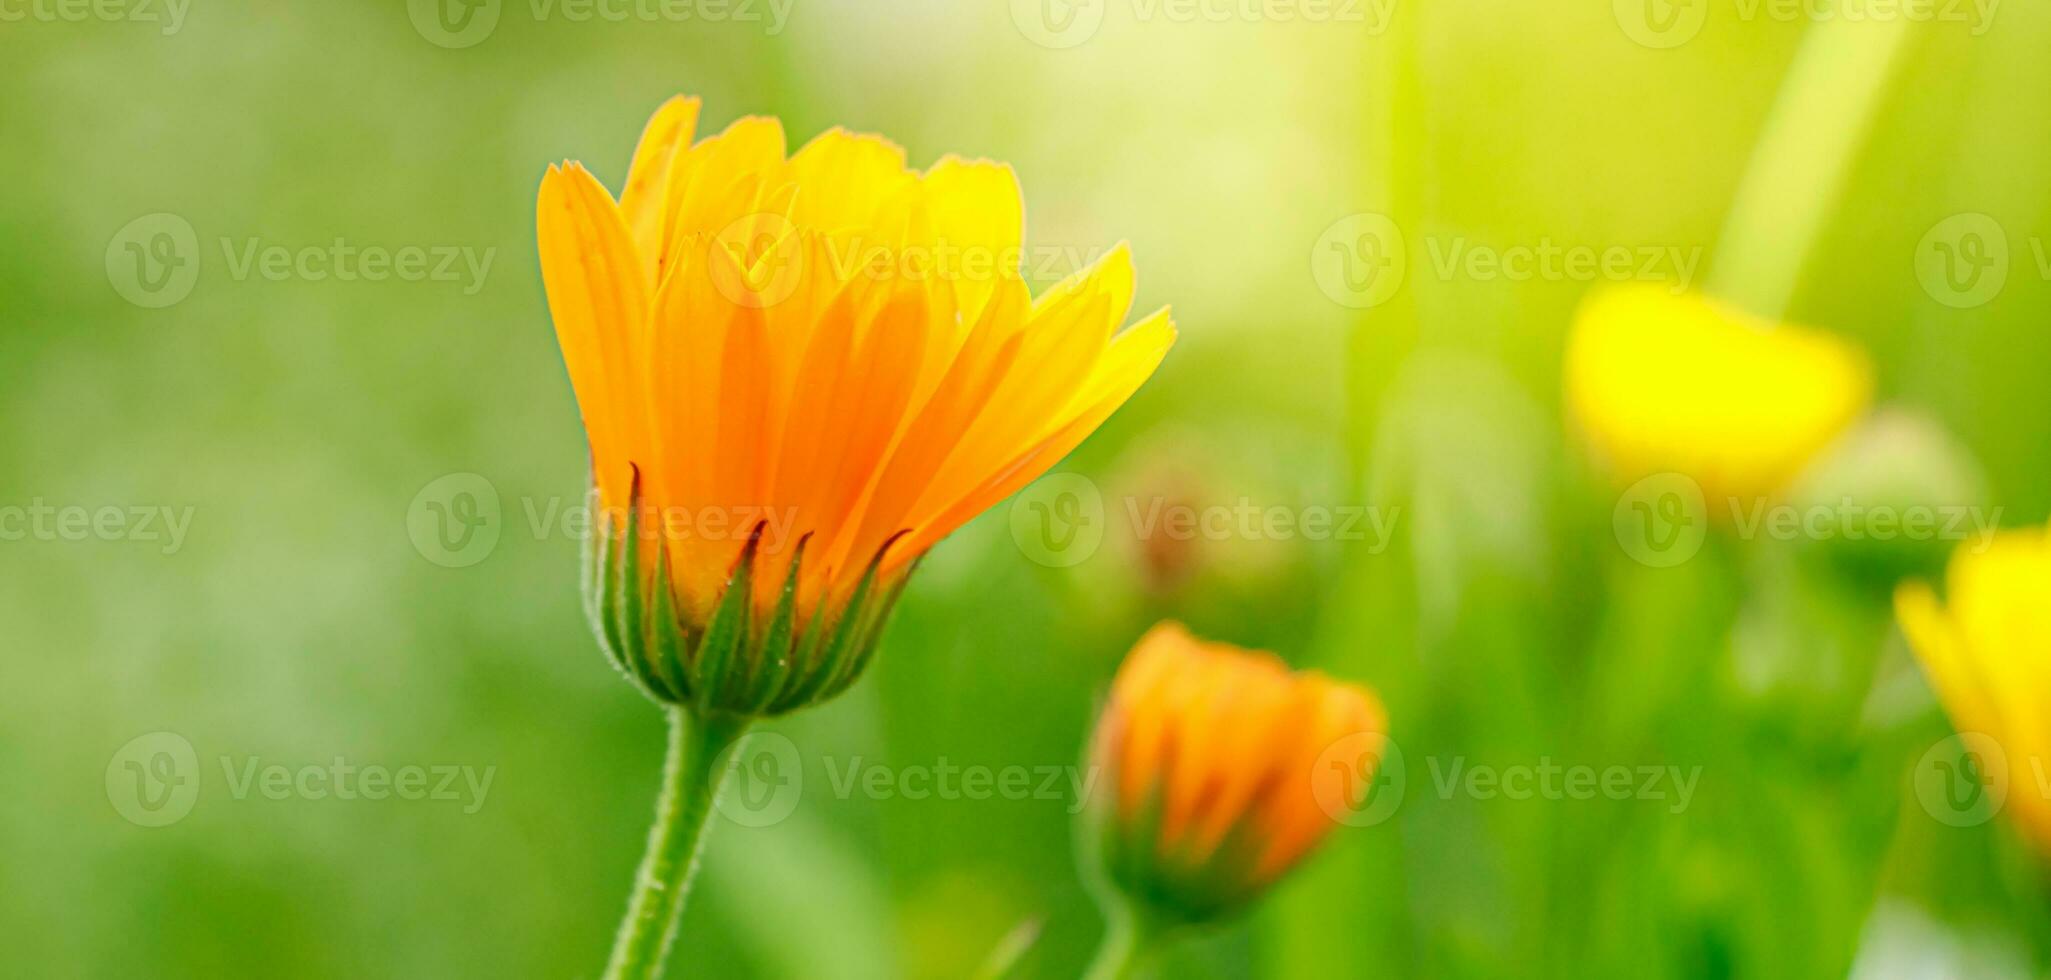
xmin=6 ymin=0 xmax=2051 ymax=976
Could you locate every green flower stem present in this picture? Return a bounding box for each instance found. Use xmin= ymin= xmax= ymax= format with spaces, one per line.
xmin=603 ymin=706 xmax=749 ymax=980
xmin=1082 ymin=899 xmax=1168 ymax=980
xmin=1707 ymin=11 xmax=1919 ymax=321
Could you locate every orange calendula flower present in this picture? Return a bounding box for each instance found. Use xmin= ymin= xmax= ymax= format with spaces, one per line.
xmin=1565 ymin=283 xmax=1872 ymax=508
xmin=1895 ymin=524 xmax=2051 ymax=851
xmin=538 ymin=96 xmax=1176 ymax=717
xmin=1086 ymin=622 xmax=1387 ymax=923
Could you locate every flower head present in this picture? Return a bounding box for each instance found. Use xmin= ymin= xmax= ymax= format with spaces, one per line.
xmin=1895 ymin=524 xmax=2051 ymax=851
xmin=1086 ymin=622 xmax=1386 ymax=922
xmin=1565 ymin=284 xmax=1871 ymax=507
xmin=539 ymin=96 xmax=1175 ymax=715
xmin=1789 ymin=408 xmax=1989 ymax=585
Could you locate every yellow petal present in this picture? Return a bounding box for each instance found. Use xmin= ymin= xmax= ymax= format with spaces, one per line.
xmin=1566 ymin=284 xmax=1872 ymax=504
xmin=655 ymin=116 xmax=787 ymax=282
xmin=620 ymin=96 xmax=702 ymax=272
xmin=918 ymin=156 xmax=1024 ymax=321
xmin=1895 ymin=526 xmax=2051 ymax=854
xmin=786 ymin=128 xmax=914 ymax=233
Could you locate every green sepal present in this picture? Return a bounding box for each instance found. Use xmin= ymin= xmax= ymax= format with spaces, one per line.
xmin=776 ymin=591 xmax=838 ymax=712
xmin=592 ymin=486 xmax=646 ymax=695
xmin=688 ymin=525 xmax=760 ymax=715
xmin=741 ymin=533 xmax=811 ymax=715
xmin=774 ymin=536 xmax=896 ymax=712
xmin=609 ymin=474 xmax=652 ymax=697
xmin=583 ymin=468 xmax=682 ymax=703
xmin=637 ymin=524 xmax=687 ymax=704
xmin=582 ymin=484 xmax=627 ymax=680
xmin=1095 ymin=768 xmax=1265 ymax=926
xmin=580 ymin=493 xmax=910 ymax=719
xmin=816 ymin=555 xmax=915 ymax=705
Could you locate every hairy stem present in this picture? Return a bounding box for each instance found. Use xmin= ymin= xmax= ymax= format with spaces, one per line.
xmin=1082 ymin=898 xmax=1167 ymax=980
xmin=603 ymin=706 xmax=748 ymax=980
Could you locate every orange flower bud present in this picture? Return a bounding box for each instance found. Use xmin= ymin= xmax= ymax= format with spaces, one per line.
xmin=1086 ymin=622 xmax=1387 ymax=922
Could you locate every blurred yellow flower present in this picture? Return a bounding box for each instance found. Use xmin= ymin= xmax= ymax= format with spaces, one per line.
xmin=537 ymin=96 xmax=1175 ymax=716
xmin=1565 ymin=284 xmax=1872 ymax=507
xmin=1895 ymin=525 xmax=2051 ymax=851
xmin=1087 ymin=622 xmax=1386 ymax=923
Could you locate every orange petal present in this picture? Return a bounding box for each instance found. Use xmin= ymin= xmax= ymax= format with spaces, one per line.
xmin=894 ymin=308 xmax=1174 ymax=563
xmin=537 ymin=162 xmax=653 ymax=509
xmin=620 ymin=96 xmax=702 ymax=273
